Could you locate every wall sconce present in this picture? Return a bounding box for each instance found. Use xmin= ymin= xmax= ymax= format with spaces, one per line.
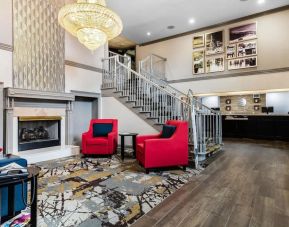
xmin=254 ymin=105 xmax=260 ymax=111
xmin=226 ymin=106 xmax=231 ymax=111
xmin=225 ymin=99 xmax=231 ymax=104
xmin=254 ymin=98 xmax=260 ymax=103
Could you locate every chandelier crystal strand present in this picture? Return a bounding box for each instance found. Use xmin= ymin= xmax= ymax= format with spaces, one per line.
xmin=58 ymin=0 xmax=123 ymax=50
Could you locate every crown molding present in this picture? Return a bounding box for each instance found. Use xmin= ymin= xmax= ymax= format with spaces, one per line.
xmin=0 ymin=43 xmax=13 ymax=52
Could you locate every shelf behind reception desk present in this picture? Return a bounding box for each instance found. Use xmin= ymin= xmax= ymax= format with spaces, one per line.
xmin=222 ymin=115 xmax=289 ymax=140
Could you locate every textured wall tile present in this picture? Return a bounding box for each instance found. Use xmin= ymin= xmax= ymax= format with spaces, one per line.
xmin=13 ymin=0 xmax=65 ymax=92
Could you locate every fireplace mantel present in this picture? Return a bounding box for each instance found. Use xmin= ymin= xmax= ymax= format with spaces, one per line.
xmin=4 ymin=88 xmax=76 ymax=155
xmin=6 ymin=88 xmax=75 ymax=101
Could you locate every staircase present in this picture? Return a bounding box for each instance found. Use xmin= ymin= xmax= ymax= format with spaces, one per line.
xmin=102 ymin=52 xmax=222 ymax=167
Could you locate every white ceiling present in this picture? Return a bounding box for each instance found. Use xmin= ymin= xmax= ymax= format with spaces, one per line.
xmin=106 ymin=0 xmax=289 ymax=44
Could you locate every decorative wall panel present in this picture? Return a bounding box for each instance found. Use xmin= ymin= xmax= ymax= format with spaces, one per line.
xmin=13 ymin=0 xmax=65 ymax=92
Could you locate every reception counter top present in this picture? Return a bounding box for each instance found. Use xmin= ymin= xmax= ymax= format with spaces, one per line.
xmin=222 ymin=115 xmax=289 ymax=140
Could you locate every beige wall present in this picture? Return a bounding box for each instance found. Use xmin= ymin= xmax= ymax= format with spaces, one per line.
xmin=136 ymin=9 xmax=289 ymax=95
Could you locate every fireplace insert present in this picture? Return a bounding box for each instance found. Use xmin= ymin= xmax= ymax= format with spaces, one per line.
xmin=18 ymin=116 xmax=61 ymax=151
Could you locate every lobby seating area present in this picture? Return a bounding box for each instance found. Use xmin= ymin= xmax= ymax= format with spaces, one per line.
xmin=1 ymin=0 xmax=289 ymax=226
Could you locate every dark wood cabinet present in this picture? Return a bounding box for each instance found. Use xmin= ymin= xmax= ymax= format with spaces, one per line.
xmin=222 ymin=115 xmax=289 ymax=141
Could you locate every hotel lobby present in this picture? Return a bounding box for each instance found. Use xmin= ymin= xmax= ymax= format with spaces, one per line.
xmin=1 ymin=0 xmax=289 ymax=226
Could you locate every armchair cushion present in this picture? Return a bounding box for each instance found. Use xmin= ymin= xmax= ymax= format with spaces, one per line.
xmin=86 ymin=137 xmax=108 ymax=145
xmin=93 ymin=123 xmax=113 ymax=137
xmin=160 ymin=125 xmax=176 ymax=138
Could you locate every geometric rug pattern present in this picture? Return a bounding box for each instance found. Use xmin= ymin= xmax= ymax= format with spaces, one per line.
xmin=36 ymin=155 xmax=202 ymax=227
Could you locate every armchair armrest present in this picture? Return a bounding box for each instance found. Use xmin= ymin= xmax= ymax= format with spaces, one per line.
xmin=136 ymin=134 xmax=161 ymax=144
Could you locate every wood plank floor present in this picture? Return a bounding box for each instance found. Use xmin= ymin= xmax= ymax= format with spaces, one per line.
xmin=132 ymin=139 xmax=289 ymax=227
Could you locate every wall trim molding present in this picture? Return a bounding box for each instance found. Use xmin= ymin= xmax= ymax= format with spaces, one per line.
xmin=5 ymin=87 xmax=75 ymax=101
xmin=65 ymin=60 xmax=102 ymax=73
xmin=140 ymin=5 xmax=289 ymax=46
xmin=0 ymin=43 xmax=13 ymax=52
xmin=71 ymin=90 xmax=101 ymax=99
xmin=0 ymin=42 xmax=103 ymax=73
xmin=168 ymin=67 xmax=289 ymax=84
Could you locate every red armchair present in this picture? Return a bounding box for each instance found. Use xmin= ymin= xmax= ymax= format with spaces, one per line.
xmin=136 ymin=120 xmax=188 ymax=173
xmin=82 ymin=119 xmax=118 ymax=155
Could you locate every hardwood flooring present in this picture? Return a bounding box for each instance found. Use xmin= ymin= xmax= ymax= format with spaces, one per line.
xmin=132 ymin=139 xmax=289 ymax=227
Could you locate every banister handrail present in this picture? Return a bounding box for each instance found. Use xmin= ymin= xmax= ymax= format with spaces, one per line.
xmin=103 ymin=55 xmax=220 ymax=114
xmin=102 ymin=54 xmax=223 ymax=167
xmin=115 ymin=57 xmax=190 ymax=106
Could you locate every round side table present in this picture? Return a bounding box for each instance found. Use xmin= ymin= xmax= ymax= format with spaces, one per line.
xmin=119 ymin=133 xmax=138 ymax=160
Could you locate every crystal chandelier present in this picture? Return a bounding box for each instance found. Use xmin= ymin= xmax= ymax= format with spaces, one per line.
xmin=58 ymin=0 xmax=123 ymax=50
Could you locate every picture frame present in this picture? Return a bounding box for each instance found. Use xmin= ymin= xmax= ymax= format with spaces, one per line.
xmin=205 ymin=30 xmax=224 ymax=55
xmin=226 ymin=44 xmax=236 ymax=59
xmin=229 ymin=22 xmax=257 ymax=44
xmin=193 ymin=50 xmax=205 ymax=74
xmin=206 ymin=55 xmax=225 ymax=73
xmin=193 ymin=34 xmax=205 ymax=49
xmin=237 ymin=40 xmax=257 ymax=58
xmin=228 ymin=56 xmax=258 ymax=70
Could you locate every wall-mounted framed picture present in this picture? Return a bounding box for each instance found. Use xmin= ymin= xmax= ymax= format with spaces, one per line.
xmin=193 ymin=50 xmax=205 ymax=74
xmin=237 ymin=40 xmax=257 ymax=58
xmin=206 ymin=55 xmax=225 ymax=73
xmin=193 ymin=34 xmax=205 ymax=49
xmin=228 ymin=56 xmax=257 ymax=70
xmin=229 ymin=22 xmax=257 ymax=43
xmin=205 ymin=30 xmax=224 ymax=55
xmin=226 ymin=44 xmax=236 ymax=59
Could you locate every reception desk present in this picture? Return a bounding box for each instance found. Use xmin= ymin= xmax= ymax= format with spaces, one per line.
xmin=222 ymin=115 xmax=289 ymax=140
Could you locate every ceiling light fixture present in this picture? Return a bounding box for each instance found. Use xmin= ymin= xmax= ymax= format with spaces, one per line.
xmin=257 ymin=0 xmax=265 ymax=4
xmin=58 ymin=0 xmax=123 ymax=51
xmin=167 ymin=25 xmax=175 ymax=30
xmin=189 ymin=18 xmax=195 ymax=24
xmin=147 ymin=32 xmax=151 ymax=36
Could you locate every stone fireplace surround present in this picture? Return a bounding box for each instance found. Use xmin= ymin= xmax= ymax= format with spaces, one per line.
xmin=4 ymin=88 xmax=80 ymax=163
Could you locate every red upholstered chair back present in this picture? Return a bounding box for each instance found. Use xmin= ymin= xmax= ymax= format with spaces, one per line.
xmin=88 ymin=119 xmax=118 ymax=134
xmin=165 ymin=120 xmax=188 ymax=143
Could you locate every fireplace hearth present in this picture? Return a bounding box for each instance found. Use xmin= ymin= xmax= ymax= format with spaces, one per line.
xmin=18 ymin=116 xmax=61 ymax=151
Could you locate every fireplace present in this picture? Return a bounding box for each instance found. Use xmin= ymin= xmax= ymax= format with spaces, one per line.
xmin=18 ymin=116 xmax=61 ymax=151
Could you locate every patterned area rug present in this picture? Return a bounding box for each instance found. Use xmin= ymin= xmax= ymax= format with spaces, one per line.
xmin=36 ymin=155 xmax=202 ymax=227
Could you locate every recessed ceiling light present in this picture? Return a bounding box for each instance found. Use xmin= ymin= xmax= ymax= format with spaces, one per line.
xmin=167 ymin=25 xmax=175 ymax=30
xmin=189 ymin=18 xmax=195 ymax=24
xmin=146 ymin=32 xmax=151 ymax=36
xmin=258 ymin=0 xmax=265 ymax=4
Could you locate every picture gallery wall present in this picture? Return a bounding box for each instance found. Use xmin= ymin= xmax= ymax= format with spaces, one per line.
xmin=193 ymin=22 xmax=258 ymax=75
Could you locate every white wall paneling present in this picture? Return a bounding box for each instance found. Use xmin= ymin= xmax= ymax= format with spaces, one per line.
xmin=101 ymin=97 xmax=158 ymax=145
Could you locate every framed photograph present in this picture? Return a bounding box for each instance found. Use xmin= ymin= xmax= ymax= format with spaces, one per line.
xmin=206 ymin=55 xmax=225 ymax=73
xmin=193 ymin=50 xmax=205 ymax=74
xmin=229 ymin=22 xmax=257 ymax=43
xmin=193 ymin=34 xmax=204 ymax=48
xmin=228 ymin=56 xmax=257 ymax=70
xmin=226 ymin=44 xmax=236 ymax=59
xmin=205 ymin=30 xmax=224 ymax=55
xmin=237 ymin=40 xmax=257 ymax=57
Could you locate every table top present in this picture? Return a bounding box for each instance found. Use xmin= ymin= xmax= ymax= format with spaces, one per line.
xmin=0 ymin=165 xmax=41 ymax=187
xmin=119 ymin=132 xmax=138 ymax=136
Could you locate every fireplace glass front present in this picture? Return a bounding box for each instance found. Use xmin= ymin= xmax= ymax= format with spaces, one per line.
xmin=18 ymin=116 xmax=61 ymax=151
